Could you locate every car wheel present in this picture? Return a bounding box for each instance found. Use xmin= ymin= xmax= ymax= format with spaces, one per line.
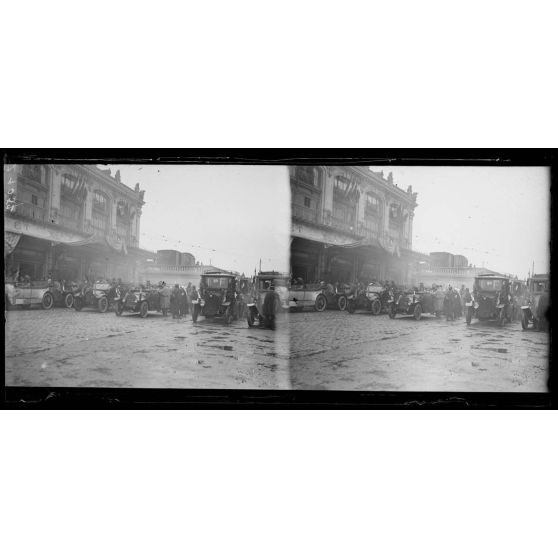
xmin=140 ymin=301 xmax=149 ymax=318
xmin=315 ymin=294 xmax=327 ymax=312
xmin=98 ymin=296 xmax=108 ymax=313
xmin=347 ymin=299 xmax=356 ymax=314
xmin=337 ymin=295 xmax=347 ymax=311
xmin=74 ymin=297 xmax=83 ymax=311
xmin=42 ymin=292 xmax=54 ymax=310
xmin=371 ymin=299 xmax=381 ymax=316
xmin=192 ymin=305 xmax=199 ymax=323
xmin=413 ymin=303 xmax=422 ymax=321
xmin=64 ymin=293 xmax=74 ymax=308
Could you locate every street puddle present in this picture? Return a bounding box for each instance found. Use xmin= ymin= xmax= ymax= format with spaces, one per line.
xmin=482 ymin=347 xmax=508 ymax=353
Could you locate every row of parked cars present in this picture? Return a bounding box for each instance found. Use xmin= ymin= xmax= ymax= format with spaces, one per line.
xmin=284 ymin=273 xmax=550 ymax=330
xmin=5 ymin=271 xmax=549 ymax=331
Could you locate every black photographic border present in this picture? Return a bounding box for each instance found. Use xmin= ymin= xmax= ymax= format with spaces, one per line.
xmin=2 ymin=148 xmax=555 ymax=409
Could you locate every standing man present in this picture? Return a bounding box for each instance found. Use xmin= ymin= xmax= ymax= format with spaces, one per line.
xmin=445 ymin=285 xmax=455 ymax=321
xmin=459 ymin=284 xmax=466 ymax=317
xmin=178 ymin=286 xmax=188 ymax=317
xmin=170 ymin=284 xmax=181 ymax=319
xmin=463 ymin=287 xmax=473 ymax=324
xmin=160 ymin=281 xmax=171 ymax=317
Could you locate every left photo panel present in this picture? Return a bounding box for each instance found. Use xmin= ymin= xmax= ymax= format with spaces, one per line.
xmin=4 ymin=163 xmax=292 ymax=389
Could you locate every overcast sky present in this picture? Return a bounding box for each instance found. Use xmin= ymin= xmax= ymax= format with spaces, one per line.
xmin=370 ymin=166 xmax=550 ymax=278
xmin=103 ymin=165 xmax=549 ymax=280
xmin=103 ymin=165 xmax=291 ymax=276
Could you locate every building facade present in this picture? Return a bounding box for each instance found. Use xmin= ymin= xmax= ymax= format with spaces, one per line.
xmin=4 ymin=164 xmax=153 ymax=283
xmin=290 ymin=165 xmax=422 ymax=285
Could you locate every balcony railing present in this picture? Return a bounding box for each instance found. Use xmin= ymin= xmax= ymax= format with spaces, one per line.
xmin=11 ymin=202 xmax=49 ymax=223
xmin=357 ymin=221 xmax=380 ymax=239
xmin=331 ymin=216 xmax=357 ymax=233
xmin=292 ymin=203 xmax=318 ymax=223
xmin=58 ymin=214 xmax=82 ymax=231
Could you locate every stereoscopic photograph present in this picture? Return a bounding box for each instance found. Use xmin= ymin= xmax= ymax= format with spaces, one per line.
xmin=3 ymin=159 xmax=551 ymax=397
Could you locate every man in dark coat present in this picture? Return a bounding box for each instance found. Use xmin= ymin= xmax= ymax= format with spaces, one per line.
xmin=178 ymin=286 xmax=188 ymax=317
xmin=445 ymin=286 xmax=456 ymax=321
xmin=159 ymin=281 xmax=171 ymax=316
xmin=262 ymin=287 xmax=279 ymax=329
xmin=170 ymin=284 xmax=181 ymax=319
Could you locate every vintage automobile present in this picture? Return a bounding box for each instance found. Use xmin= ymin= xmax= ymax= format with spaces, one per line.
xmin=5 ymin=280 xmax=57 ymax=310
xmin=192 ymin=272 xmax=238 ymax=324
xmin=520 ymin=274 xmax=549 ymax=331
xmin=288 ymin=282 xmax=347 ymax=312
xmin=467 ymin=274 xmax=511 ymax=326
xmin=51 ymin=280 xmax=76 ymax=308
xmin=388 ymin=288 xmax=444 ymax=320
xmin=246 ymin=272 xmax=290 ymax=328
xmin=346 ymin=282 xmax=385 ymax=315
xmin=115 ymin=285 xmax=162 ymax=318
xmin=73 ymin=281 xmax=112 ymax=313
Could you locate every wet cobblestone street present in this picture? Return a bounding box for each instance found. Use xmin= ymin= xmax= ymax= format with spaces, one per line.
xmin=289 ymin=309 xmax=549 ymax=391
xmin=5 ymin=306 xmax=549 ymax=392
xmin=5 ymin=307 xmax=291 ymax=389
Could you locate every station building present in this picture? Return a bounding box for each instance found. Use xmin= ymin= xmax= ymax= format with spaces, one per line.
xmin=290 ymin=165 xmax=424 ymax=286
xmin=4 ymin=164 xmax=154 ymax=283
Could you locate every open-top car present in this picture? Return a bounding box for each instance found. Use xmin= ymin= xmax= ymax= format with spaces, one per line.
xmin=246 ymin=272 xmax=290 ymax=328
xmin=50 ymin=280 xmax=75 ymax=308
xmin=468 ymin=274 xmax=511 ymax=326
xmin=346 ymin=282 xmax=386 ymax=315
xmin=521 ymin=274 xmax=549 ymax=331
xmin=115 ymin=285 xmax=162 ymax=318
xmin=73 ymin=281 xmax=112 ymax=313
xmin=5 ymin=280 xmax=57 ymax=310
xmin=288 ymin=282 xmax=347 ymax=312
xmin=388 ymin=288 xmax=444 ymax=320
xmin=192 ymin=272 xmax=238 ymax=324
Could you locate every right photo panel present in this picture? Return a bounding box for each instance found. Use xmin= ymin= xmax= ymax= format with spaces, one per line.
xmin=288 ymin=164 xmax=550 ymax=392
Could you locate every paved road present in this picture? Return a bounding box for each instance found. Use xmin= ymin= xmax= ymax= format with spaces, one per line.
xmin=289 ymin=308 xmax=549 ymax=391
xmin=5 ymin=306 xmax=549 ymax=392
xmin=5 ymin=307 xmax=291 ymax=389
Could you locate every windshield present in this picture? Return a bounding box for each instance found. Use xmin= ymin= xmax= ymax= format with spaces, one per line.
xmin=258 ymin=277 xmax=288 ymax=290
xmin=203 ymin=276 xmax=231 ymax=289
xmin=532 ymin=280 xmax=549 ymax=293
xmin=476 ymin=279 xmax=507 ymax=291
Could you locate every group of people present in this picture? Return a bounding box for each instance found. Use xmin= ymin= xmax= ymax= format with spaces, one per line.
xmin=150 ymin=281 xmax=199 ymax=319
